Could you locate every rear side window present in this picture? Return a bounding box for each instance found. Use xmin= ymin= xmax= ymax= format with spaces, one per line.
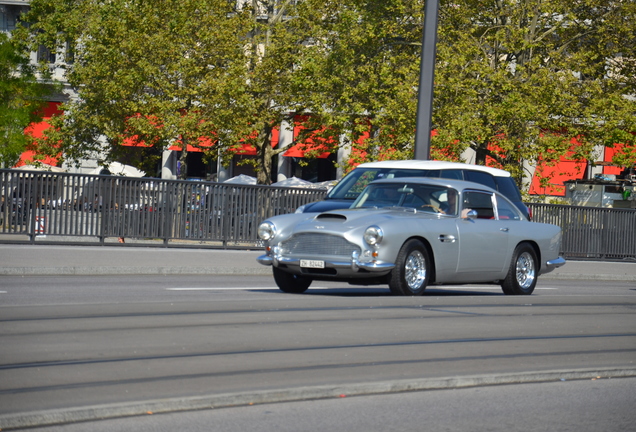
xmin=464 ymin=171 xmax=497 ymax=190
xmin=495 ymin=177 xmax=523 ymax=201
xmin=496 ymin=195 xmax=523 ymax=220
xmin=439 ymin=169 xmax=463 ymax=180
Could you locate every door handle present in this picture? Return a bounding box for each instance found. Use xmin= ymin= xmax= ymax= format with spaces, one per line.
xmin=500 ymin=227 xmax=509 ymax=232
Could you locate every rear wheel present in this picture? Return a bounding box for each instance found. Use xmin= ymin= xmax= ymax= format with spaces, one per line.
xmin=389 ymin=239 xmax=430 ymax=296
xmin=501 ymin=243 xmax=538 ymax=295
xmin=273 ymin=267 xmax=312 ymax=293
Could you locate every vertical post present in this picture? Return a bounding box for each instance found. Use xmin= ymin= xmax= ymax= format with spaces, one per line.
xmin=414 ymin=0 xmax=440 ymax=160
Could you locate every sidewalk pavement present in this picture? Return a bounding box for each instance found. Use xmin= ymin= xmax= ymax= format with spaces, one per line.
xmin=0 ymin=244 xmax=635 ymax=280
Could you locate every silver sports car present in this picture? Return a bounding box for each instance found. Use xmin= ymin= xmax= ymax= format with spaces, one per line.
xmin=257 ymin=178 xmax=565 ymax=296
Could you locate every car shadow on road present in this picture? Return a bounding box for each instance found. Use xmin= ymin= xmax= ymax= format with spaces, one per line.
xmin=263 ymin=286 xmax=504 ymax=297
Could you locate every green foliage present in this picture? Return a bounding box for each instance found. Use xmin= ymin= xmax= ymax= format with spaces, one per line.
xmin=295 ymin=0 xmax=424 ymax=169
xmin=0 ymin=32 xmax=57 ymax=167
xmin=14 ymin=0 xmax=636 ymax=187
xmin=432 ymin=0 xmax=636 ymax=185
xmin=17 ymin=0 xmax=336 ymax=182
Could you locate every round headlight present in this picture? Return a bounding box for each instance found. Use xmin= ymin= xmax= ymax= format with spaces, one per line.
xmin=258 ymin=221 xmax=276 ymax=241
xmin=364 ymin=226 xmax=383 ymax=246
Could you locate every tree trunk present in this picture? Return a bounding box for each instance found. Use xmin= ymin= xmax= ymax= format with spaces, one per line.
xmin=257 ymin=145 xmax=273 ymax=185
xmin=256 ymin=125 xmax=274 ymax=185
xmin=179 ymin=143 xmax=188 ymax=180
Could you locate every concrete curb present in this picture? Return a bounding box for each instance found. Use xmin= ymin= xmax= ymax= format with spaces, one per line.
xmin=0 ymin=266 xmax=272 ymax=277
xmin=1 ymin=245 xmax=635 ymax=280
xmin=541 ymin=273 xmax=636 ymax=282
xmin=1 ymin=367 xmax=635 ymax=430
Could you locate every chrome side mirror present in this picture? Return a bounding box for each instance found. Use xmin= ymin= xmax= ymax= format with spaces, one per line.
xmin=461 ymin=209 xmax=478 ymax=220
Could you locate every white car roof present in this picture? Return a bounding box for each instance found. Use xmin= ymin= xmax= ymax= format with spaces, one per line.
xmin=355 ymin=160 xmax=512 ymax=178
xmin=370 ymin=176 xmax=499 ymax=194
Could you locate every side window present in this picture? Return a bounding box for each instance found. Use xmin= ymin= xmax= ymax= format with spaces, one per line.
xmin=463 ymin=191 xmax=495 ymax=219
xmin=464 ymin=171 xmax=497 ymax=190
xmin=440 ymin=169 xmax=463 ymax=180
xmin=496 ymin=195 xmax=522 ymax=220
xmin=389 ymin=169 xmax=434 ymax=179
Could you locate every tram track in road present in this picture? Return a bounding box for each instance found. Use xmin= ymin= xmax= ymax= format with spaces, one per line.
xmin=1 ymin=296 xmax=635 ymax=322
xmin=1 ymin=276 xmax=634 ymax=428
xmin=2 ymin=332 xmax=636 ymax=372
xmin=1 ymin=347 xmax=635 ymax=396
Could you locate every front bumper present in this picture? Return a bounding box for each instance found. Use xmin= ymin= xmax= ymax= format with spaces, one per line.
xmin=257 ymin=249 xmax=394 ymax=273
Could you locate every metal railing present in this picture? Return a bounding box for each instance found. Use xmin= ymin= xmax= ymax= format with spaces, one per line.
xmin=0 ymin=169 xmax=327 ymax=248
xmin=529 ymin=203 xmax=636 ymax=261
xmin=2 ymin=169 xmax=635 ymax=261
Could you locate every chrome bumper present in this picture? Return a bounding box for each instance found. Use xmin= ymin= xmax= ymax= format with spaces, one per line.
xmin=257 ymin=249 xmax=394 ymax=273
xmin=542 ymin=256 xmax=566 ymax=274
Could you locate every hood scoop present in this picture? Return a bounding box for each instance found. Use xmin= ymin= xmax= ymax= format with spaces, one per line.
xmin=315 ymin=213 xmax=347 ymax=222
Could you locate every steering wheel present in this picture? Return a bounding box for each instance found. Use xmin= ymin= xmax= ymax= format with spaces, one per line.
xmin=420 ymin=204 xmax=443 ymax=214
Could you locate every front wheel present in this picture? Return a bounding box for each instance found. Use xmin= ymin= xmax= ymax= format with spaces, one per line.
xmin=273 ymin=267 xmax=312 ymax=293
xmin=501 ymin=243 xmax=538 ymax=295
xmin=389 ymin=239 xmax=430 ymax=296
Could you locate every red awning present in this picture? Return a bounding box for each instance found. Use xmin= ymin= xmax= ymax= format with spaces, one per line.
xmin=529 ymin=157 xmax=587 ymax=196
xmin=602 ymin=144 xmax=628 ymax=175
xmin=168 ymin=128 xmax=279 ymax=154
xmin=283 ymin=143 xmax=331 ymax=158
xmin=18 ymin=102 xmax=63 ymax=167
xmin=231 ymin=128 xmax=280 ymax=156
xmin=285 ymin=115 xmax=334 ymax=158
xmin=168 ymin=136 xmax=216 ymax=152
xmin=122 ymin=136 xmax=155 ymax=147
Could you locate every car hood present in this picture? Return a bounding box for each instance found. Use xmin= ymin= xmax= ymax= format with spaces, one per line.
xmin=264 ymin=207 xmax=445 ymax=247
xmin=292 ymin=207 xmax=436 ymax=233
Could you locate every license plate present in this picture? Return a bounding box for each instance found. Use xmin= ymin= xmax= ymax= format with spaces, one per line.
xmin=300 ymin=259 xmax=325 ymax=269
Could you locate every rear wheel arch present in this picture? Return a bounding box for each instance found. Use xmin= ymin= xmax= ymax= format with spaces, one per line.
xmin=501 ymin=241 xmax=539 ymax=295
xmin=517 ymin=240 xmax=541 ymax=272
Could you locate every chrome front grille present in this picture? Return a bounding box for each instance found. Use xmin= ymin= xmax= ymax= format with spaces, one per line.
xmin=279 ymin=233 xmax=360 ymax=258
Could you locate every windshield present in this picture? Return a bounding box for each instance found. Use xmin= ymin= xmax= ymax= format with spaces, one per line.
xmin=352 ymin=183 xmax=458 ymax=215
xmin=327 ymin=168 xmax=435 ymax=200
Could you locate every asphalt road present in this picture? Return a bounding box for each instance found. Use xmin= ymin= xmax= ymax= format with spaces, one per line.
xmin=20 ymin=378 xmax=636 ymax=432
xmin=1 ymin=274 xmax=635 ymax=430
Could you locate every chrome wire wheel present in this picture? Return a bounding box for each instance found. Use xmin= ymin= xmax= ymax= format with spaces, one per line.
xmin=404 ymin=250 xmax=427 ymax=291
xmin=515 ymin=251 xmax=536 ymax=290
xmin=389 ymin=239 xmax=431 ymax=296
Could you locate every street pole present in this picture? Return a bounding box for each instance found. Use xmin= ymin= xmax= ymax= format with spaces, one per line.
xmin=414 ymin=0 xmax=439 ymax=160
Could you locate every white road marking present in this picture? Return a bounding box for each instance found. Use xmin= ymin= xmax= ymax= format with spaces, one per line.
xmin=167 ymin=287 xmax=329 ymax=291
xmin=166 ymin=286 xmax=558 ymax=291
xmin=433 ymin=286 xmax=558 ymax=290
xmin=0 ymin=291 xmax=7 ymax=294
